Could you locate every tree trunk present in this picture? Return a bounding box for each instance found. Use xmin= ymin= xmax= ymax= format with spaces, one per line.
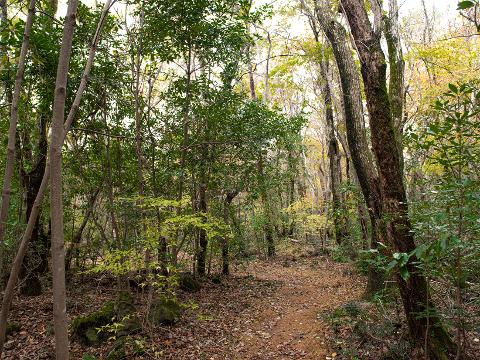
xmin=174 ymin=46 xmax=193 ymax=265
xmin=65 ymin=187 xmax=100 ymax=273
xmin=319 ymin=60 xmax=347 ymax=245
xmin=310 ymin=2 xmax=386 ymax=296
xmin=20 ymin=115 xmax=48 ymax=296
xmin=0 ymin=0 xmax=112 ymax=354
xmin=222 ymin=190 xmax=238 ymax=275
xmin=257 ymin=157 xmax=275 ymax=258
xmin=49 ymin=0 xmax=80 ymax=356
xmin=340 ymin=0 xmax=455 ymax=356
xmin=0 ymin=0 xmax=36 ymax=288
xmin=385 ymin=0 xmax=405 ymax=172
xmin=197 ymin=146 xmax=208 ymax=276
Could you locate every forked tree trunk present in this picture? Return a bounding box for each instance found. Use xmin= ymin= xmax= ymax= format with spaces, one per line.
xmin=340 ymin=0 xmax=455 ymax=356
xmin=0 ymin=1 xmax=113 ymax=354
xmin=310 ymin=2 xmax=386 ymax=296
xmin=0 ymin=0 xmax=36 ymax=287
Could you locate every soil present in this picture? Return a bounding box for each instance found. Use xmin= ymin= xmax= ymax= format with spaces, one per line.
xmin=2 ymin=255 xmax=364 ymax=360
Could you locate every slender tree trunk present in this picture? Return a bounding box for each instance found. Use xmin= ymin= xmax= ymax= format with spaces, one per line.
xmin=102 ymin=99 xmax=121 ymax=246
xmin=49 ymin=0 xmax=80 ymax=356
xmin=257 ymin=157 xmax=275 ymax=257
xmin=263 ymin=31 xmax=272 ymax=103
xmin=0 ymin=0 xmax=36 ymax=287
xmin=65 ymin=187 xmax=100 ymax=273
xmin=0 ymin=1 xmax=113 ymax=354
xmin=174 ymin=46 xmax=193 ymax=265
xmin=319 ymin=60 xmax=347 ymax=245
xmin=222 ymin=191 xmax=238 ymax=275
xmin=197 ymin=171 xmax=207 ymax=275
xmin=340 ymin=0 xmax=455 ymax=356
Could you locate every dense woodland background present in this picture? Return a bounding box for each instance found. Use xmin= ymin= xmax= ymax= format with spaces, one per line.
xmin=0 ymin=0 xmax=479 ymax=359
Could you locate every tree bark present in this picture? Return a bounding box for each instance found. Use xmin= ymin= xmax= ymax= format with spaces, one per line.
xmin=340 ymin=0 xmax=455 ymax=356
xmin=0 ymin=0 xmax=36 ymax=288
xmin=319 ymin=60 xmax=347 ymax=245
xmin=197 ymin=174 xmax=208 ymax=275
xmin=222 ymin=190 xmax=238 ymax=275
xmin=310 ymin=1 xmax=386 ymax=295
xmin=384 ymin=0 xmax=405 ymax=172
xmin=0 ymin=1 xmax=113 ymax=354
xmin=49 ymin=0 xmax=80 ymax=356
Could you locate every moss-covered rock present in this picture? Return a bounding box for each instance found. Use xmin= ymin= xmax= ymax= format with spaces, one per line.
xmin=71 ymin=301 xmax=115 ymax=345
xmin=6 ymin=323 xmax=21 ymax=337
xmin=148 ymin=297 xmax=182 ymax=326
xmin=178 ymin=272 xmax=201 ymax=292
xmin=72 ymin=292 xmax=139 ymax=345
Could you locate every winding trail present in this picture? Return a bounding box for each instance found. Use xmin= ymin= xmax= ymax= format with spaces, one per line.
xmin=2 ymin=255 xmax=364 ymax=359
xmin=234 ymin=256 xmax=364 ymax=359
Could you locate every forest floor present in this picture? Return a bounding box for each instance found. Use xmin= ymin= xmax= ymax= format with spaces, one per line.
xmin=3 ymin=253 xmax=366 ymax=360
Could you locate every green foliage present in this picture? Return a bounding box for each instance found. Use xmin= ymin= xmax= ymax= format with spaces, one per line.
xmin=72 ymin=301 xmax=116 ymax=345
xmin=457 ymin=1 xmax=477 ymax=10
xmin=405 ymin=81 xmax=480 ymax=336
xmin=81 ymin=355 xmax=97 ymax=360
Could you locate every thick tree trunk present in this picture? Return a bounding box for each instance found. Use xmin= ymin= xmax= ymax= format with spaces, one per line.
xmin=340 ymin=0 xmax=455 ymax=356
xmin=0 ymin=0 xmax=36 ymax=287
xmin=0 ymin=1 xmax=113 ymax=354
xmin=311 ymin=3 xmax=386 ymax=295
xmin=385 ymin=0 xmax=405 ymax=172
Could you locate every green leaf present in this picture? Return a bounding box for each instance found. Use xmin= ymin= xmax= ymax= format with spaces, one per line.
xmin=399 ymin=267 xmax=410 ymax=281
xmin=457 ymin=1 xmax=475 ymax=10
xmin=448 ymin=83 xmax=459 ymax=94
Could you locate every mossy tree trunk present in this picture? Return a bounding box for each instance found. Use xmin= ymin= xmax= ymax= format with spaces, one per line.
xmin=340 ymin=0 xmax=456 ymax=356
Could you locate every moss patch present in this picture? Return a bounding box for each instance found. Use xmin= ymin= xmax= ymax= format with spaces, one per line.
xmin=148 ymin=297 xmax=182 ymax=326
xmin=6 ymin=323 xmax=21 ymax=337
xmin=72 ymin=301 xmax=115 ymax=345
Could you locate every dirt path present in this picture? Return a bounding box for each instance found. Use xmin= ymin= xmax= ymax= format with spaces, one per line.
xmin=3 ymin=255 xmax=364 ymax=359
xmin=234 ymin=257 xmax=363 ymax=360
